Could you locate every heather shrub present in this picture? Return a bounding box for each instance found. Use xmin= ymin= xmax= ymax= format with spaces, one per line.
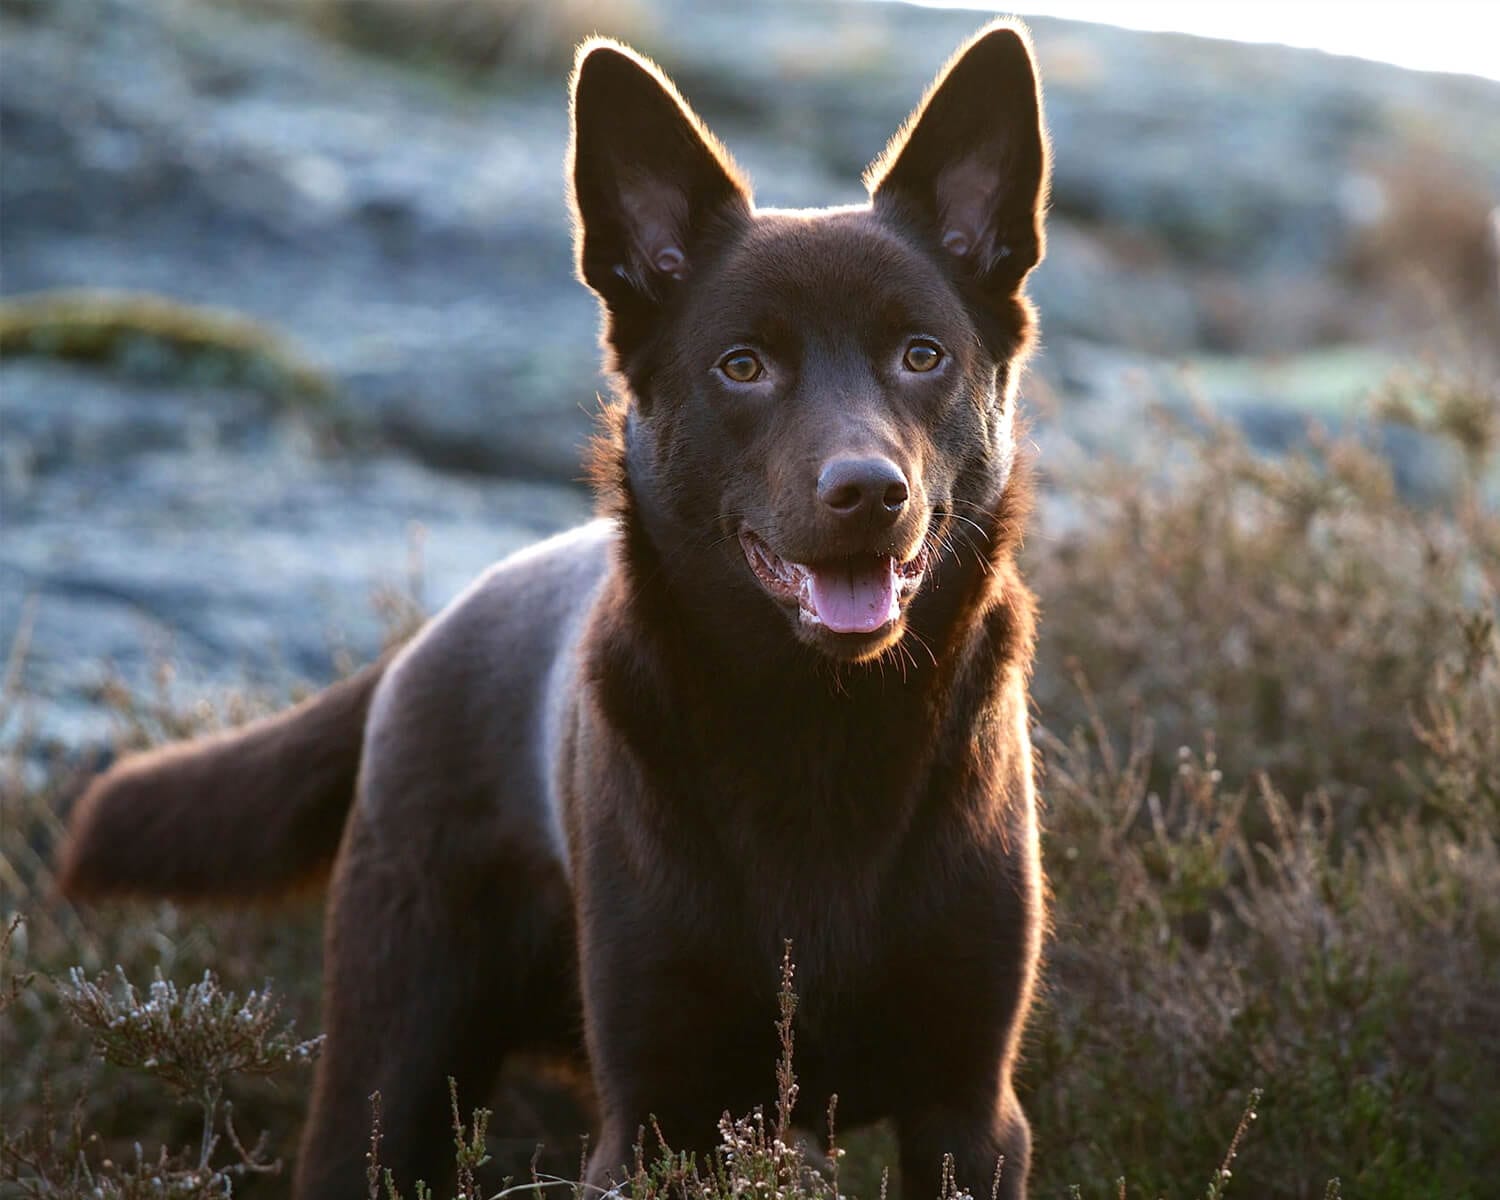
xmin=1028 ymin=354 xmax=1499 ymax=824
xmin=1343 ymin=151 xmax=1500 ymax=341
xmin=1 ymin=961 xmax=318 ymax=1198
xmin=1027 ymin=717 xmax=1500 ymax=1198
xmin=1020 ymin=353 xmax=1499 ymax=1197
xmin=3 ymin=353 xmax=1496 ymax=1197
xmin=0 ymin=676 xmax=327 ymax=1198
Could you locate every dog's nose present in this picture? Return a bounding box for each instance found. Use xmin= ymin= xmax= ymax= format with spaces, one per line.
xmin=817 ymin=456 xmax=909 ymax=526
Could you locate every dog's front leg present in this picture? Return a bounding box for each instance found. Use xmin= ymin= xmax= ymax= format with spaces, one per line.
xmin=897 ymin=1087 xmax=1031 ymax=1200
xmin=890 ymin=823 xmax=1040 ymax=1200
xmin=578 ymin=933 xmax=766 ymax=1189
xmin=572 ymin=838 xmax=766 ymax=1187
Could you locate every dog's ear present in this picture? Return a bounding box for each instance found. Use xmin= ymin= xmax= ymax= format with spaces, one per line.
xmin=867 ymin=21 xmax=1048 ymax=296
xmin=569 ymin=39 xmax=752 ymax=358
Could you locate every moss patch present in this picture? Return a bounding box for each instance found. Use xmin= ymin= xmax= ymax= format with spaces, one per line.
xmin=0 ymin=289 xmax=340 ymax=422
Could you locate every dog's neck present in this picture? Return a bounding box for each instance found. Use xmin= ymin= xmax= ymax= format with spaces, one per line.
xmin=585 ymin=471 xmax=1030 ymax=857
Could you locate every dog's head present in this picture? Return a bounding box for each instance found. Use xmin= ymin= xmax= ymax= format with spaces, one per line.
xmin=571 ymin=24 xmax=1048 ymax=663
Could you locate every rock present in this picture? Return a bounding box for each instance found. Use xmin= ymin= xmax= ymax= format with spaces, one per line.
xmin=2 ymin=0 xmax=1493 ymax=753
xmin=2 ymin=0 xmax=605 ymax=475
xmin=0 ymin=361 xmax=592 ymax=749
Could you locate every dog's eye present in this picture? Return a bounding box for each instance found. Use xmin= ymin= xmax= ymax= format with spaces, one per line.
xmin=719 ymin=351 xmax=764 ymax=383
xmin=903 ymin=340 xmax=943 ymax=373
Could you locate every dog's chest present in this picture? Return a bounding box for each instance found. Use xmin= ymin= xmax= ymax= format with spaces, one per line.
xmin=682 ymin=745 xmax=953 ymax=977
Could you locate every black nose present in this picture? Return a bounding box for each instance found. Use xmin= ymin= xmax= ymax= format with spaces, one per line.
xmin=817 ymin=456 xmax=909 ymax=526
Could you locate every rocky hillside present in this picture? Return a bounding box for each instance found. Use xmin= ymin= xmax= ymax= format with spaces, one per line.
xmin=3 ymin=0 xmax=1497 ymax=745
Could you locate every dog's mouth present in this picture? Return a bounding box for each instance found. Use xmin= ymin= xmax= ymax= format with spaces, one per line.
xmin=739 ymin=529 xmax=929 ymax=635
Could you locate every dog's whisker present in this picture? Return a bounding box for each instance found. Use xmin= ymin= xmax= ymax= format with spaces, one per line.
xmin=946 ymin=496 xmax=1000 ymax=516
xmin=934 ymin=508 xmax=993 ymax=543
xmin=905 ymin=627 xmax=940 ymax=668
xmin=894 ymin=637 xmax=918 ymax=681
xmin=947 ymin=524 xmax=994 ymax=576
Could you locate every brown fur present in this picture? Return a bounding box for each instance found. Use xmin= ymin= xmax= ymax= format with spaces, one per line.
xmin=58 ymin=22 xmax=1053 ymax=1200
xmin=59 ymin=654 xmax=389 ymax=902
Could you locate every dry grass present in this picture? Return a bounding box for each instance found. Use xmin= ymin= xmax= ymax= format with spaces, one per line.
xmin=0 ymin=675 xmax=326 ymax=1198
xmin=2 ymin=350 xmax=1497 ymax=1197
xmin=1343 ymin=149 xmax=1500 ymax=341
xmin=1019 ymin=346 xmax=1499 ymax=1196
xmin=1029 ymin=357 xmax=1499 ymax=821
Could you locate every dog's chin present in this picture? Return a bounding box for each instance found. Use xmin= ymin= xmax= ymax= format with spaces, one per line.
xmin=739 ymin=529 xmax=928 ymax=663
xmin=800 ymin=616 xmax=908 ymax=663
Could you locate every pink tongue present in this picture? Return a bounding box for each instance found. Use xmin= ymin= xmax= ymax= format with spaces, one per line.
xmin=807 ymin=557 xmax=899 ymax=633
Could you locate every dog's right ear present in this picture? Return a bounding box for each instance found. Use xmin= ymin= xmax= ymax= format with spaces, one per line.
xmin=569 ymin=40 xmax=752 ymax=363
xmin=866 ymin=22 xmax=1049 ymax=301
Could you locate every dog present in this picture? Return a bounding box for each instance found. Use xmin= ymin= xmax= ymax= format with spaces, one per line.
xmin=59 ymin=21 xmax=1051 ymax=1200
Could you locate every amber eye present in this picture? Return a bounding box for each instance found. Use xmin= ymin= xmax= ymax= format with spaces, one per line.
xmin=719 ymin=351 xmax=764 ymax=383
xmin=903 ymin=340 xmax=943 ymax=372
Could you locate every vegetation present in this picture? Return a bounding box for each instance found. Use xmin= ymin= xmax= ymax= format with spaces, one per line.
xmin=6 ymin=0 xmax=1496 ymax=1192
xmin=2 ymin=346 xmax=1496 ymax=1196
xmin=0 ymin=289 xmax=340 ymax=422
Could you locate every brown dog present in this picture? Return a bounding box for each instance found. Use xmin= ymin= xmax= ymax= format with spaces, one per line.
xmin=60 ymin=22 xmax=1050 ymax=1200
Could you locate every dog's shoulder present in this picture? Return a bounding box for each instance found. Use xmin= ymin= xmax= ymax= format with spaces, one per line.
xmin=396 ymin=517 xmax=616 ymax=680
xmin=357 ymin=518 xmax=617 ymax=832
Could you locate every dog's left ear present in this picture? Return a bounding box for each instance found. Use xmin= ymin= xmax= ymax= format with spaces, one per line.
xmin=867 ymin=21 xmax=1049 ymax=296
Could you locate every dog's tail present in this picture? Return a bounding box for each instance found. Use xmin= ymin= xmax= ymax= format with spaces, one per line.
xmin=57 ymin=655 xmax=391 ymax=904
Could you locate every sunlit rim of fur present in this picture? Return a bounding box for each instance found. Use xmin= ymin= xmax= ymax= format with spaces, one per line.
xmin=861 ymin=15 xmax=1053 ymax=214
xmin=565 ymin=34 xmax=754 ymax=286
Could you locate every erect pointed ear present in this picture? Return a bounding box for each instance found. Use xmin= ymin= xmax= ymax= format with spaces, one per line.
xmin=866 ymin=21 xmax=1049 ymax=295
xmin=569 ymin=39 xmax=752 ymax=352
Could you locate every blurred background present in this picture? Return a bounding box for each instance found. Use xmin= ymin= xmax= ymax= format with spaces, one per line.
xmin=3 ymin=2 xmax=1499 ymax=1197
xmin=3 ymin=0 xmax=1496 ymax=743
